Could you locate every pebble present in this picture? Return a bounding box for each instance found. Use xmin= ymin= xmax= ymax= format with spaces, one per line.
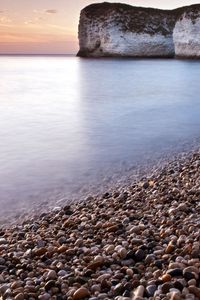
xmin=91 ymin=284 xmax=101 ymax=293
xmin=126 ymin=268 xmax=134 ymax=277
xmin=167 ymin=268 xmax=183 ymax=277
xmin=0 ymin=238 xmax=7 ymax=245
xmin=34 ymin=247 xmax=47 ymax=256
xmin=162 ymin=274 xmax=172 ymax=282
xmin=162 ymin=282 xmax=173 ymax=293
xmin=87 ymin=261 xmax=103 ymax=271
xmin=44 ymin=280 xmax=55 ymax=291
xmin=184 ymin=272 xmax=195 ymax=281
xmin=46 ymin=270 xmax=57 ymax=280
xmin=133 ymin=285 xmax=145 ymax=299
xmin=135 ymin=249 xmax=145 ymax=261
xmin=165 ymin=243 xmax=175 ymax=254
xmin=0 ymin=284 xmax=10 ymax=295
xmin=188 ymin=279 xmax=196 ymax=286
xmin=58 ymin=270 xmax=68 ymax=277
xmin=113 ymin=283 xmax=125 ymax=296
xmin=146 ymin=284 xmax=157 ymax=297
xmin=188 ymin=286 xmax=200 ymax=298
xmin=118 ymin=247 xmax=127 ymax=259
xmin=0 ymin=151 xmax=199 ymax=300
xmin=183 ymin=266 xmax=199 ymax=274
xmin=169 ymin=291 xmax=181 ymax=300
xmin=73 ymin=287 xmax=90 ymax=300
xmin=38 ymin=294 xmax=51 ymax=300
xmin=14 ymin=293 xmax=24 ymax=300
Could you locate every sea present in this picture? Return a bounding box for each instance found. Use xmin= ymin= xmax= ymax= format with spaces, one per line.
xmin=0 ymin=55 xmax=200 ymax=220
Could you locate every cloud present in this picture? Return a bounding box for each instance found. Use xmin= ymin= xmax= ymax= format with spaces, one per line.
xmin=0 ymin=16 xmax=12 ymax=24
xmin=45 ymin=9 xmax=57 ymax=14
xmin=24 ymin=20 xmax=35 ymax=25
xmin=24 ymin=15 xmax=44 ymax=25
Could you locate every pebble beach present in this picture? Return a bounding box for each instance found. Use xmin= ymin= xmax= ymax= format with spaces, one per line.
xmin=0 ymin=150 xmax=200 ymax=300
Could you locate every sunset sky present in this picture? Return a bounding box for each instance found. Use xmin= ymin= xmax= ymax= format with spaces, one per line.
xmin=0 ymin=0 xmax=200 ymax=54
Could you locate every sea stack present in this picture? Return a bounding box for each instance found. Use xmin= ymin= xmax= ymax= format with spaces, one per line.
xmin=77 ymin=2 xmax=200 ymax=58
xmin=174 ymin=5 xmax=200 ymax=58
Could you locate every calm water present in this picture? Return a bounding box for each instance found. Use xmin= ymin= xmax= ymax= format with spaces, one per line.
xmin=0 ymin=56 xmax=200 ymax=218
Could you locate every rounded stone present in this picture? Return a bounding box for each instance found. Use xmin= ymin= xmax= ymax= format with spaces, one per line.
xmin=126 ymin=269 xmax=134 ymax=277
xmin=146 ymin=285 xmax=157 ymax=297
xmin=161 ymin=274 xmax=172 ymax=283
xmin=34 ymin=247 xmax=47 ymax=256
xmin=188 ymin=286 xmax=200 ymax=298
xmin=183 ymin=272 xmax=195 ymax=281
xmin=173 ymin=281 xmax=184 ymax=291
xmin=188 ymin=279 xmax=196 ymax=286
xmin=167 ymin=269 xmax=183 ymax=277
xmin=46 ymin=270 xmax=57 ymax=280
xmin=44 ymin=280 xmax=55 ymax=291
xmin=169 ymin=291 xmax=182 ymax=300
xmin=118 ymin=248 xmax=127 ymax=259
xmin=38 ymin=294 xmax=51 ymax=300
xmin=14 ymin=293 xmax=24 ymax=300
xmin=91 ymin=284 xmax=101 ymax=293
xmin=113 ymin=283 xmax=125 ymax=296
xmin=161 ymin=282 xmax=173 ymax=293
xmin=73 ymin=287 xmax=90 ymax=300
xmin=58 ymin=270 xmax=68 ymax=277
xmin=135 ymin=249 xmax=145 ymax=261
xmin=0 ymin=238 xmax=7 ymax=245
xmin=165 ymin=243 xmax=175 ymax=254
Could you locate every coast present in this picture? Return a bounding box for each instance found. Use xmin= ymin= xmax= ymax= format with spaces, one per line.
xmin=77 ymin=3 xmax=200 ymax=58
xmin=0 ymin=149 xmax=200 ymax=299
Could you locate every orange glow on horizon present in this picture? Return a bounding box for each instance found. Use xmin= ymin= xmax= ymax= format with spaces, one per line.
xmin=0 ymin=23 xmax=77 ymax=54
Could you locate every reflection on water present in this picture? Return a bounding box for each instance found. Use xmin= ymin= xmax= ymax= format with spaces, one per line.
xmin=0 ymin=56 xmax=199 ymax=217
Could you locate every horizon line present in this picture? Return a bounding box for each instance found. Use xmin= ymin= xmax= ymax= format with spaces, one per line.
xmin=0 ymin=53 xmax=76 ymax=56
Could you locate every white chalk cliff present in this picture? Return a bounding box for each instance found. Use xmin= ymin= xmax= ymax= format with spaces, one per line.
xmin=77 ymin=3 xmax=200 ymax=58
xmin=174 ymin=5 xmax=200 ymax=57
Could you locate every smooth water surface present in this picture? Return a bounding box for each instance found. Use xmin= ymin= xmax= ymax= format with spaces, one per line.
xmin=0 ymin=56 xmax=200 ymax=218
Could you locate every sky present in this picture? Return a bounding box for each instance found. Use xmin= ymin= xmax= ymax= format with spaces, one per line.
xmin=0 ymin=0 xmax=200 ymax=54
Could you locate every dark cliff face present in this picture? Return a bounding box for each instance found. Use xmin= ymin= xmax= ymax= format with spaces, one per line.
xmin=81 ymin=3 xmax=175 ymax=36
xmin=77 ymin=2 xmax=200 ymax=58
xmin=176 ymin=4 xmax=200 ymax=20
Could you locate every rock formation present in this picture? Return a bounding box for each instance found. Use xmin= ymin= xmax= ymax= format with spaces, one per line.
xmin=77 ymin=3 xmax=200 ymax=58
xmin=174 ymin=5 xmax=200 ymax=58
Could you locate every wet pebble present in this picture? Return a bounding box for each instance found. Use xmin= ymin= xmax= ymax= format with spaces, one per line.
xmin=73 ymin=287 xmax=90 ymax=300
xmin=0 ymin=150 xmax=200 ymax=300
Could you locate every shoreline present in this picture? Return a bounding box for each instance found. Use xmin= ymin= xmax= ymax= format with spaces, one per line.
xmin=1 ymin=140 xmax=199 ymax=227
xmin=0 ymin=141 xmax=199 ymax=223
xmin=0 ymin=149 xmax=200 ymax=299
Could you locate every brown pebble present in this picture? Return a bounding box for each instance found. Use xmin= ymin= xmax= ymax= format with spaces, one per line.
xmin=165 ymin=243 xmax=175 ymax=254
xmin=188 ymin=286 xmax=200 ymax=298
xmin=161 ymin=274 xmax=172 ymax=283
xmin=73 ymin=287 xmax=90 ymax=300
xmin=63 ymin=219 xmax=75 ymax=228
xmin=58 ymin=245 xmax=67 ymax=253
xmin=188 ymin=279 xmax=196 ymax=286
xmin=34 ymin=247 xmax=47 ymax=256
xmin=132 ymin=285 xmax=145 ymax=299
xmin=126 ymin=268 xmax=134 ymax=277
xmin=169 ymin=292 xmax=181 ymax=300
xmin=14 ymin=293 xmax=24 ymax=300
xmin=66 ymin=248 xmax=76 ymax=256
xmin=118 ymin=247 xmax=127 ymax=259
xmin=13 ymin=288 xmax=24 ymax=296
xmin=87 ymin=260 xmax=103 ymax=271
xmin=107 ymin=225 xmax=119 ymax=232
